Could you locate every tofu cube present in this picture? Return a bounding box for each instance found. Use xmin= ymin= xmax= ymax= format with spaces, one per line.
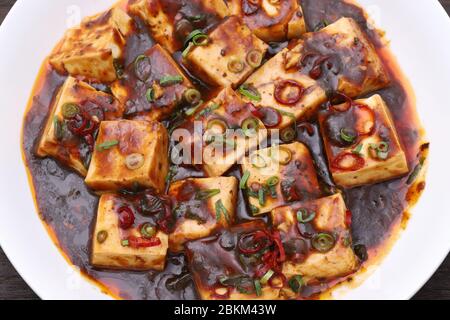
xmin=271 ymin=193 xmax=360 ymax=285
xmin=168 ymin=177 xmax=238 ymax=252
xmin=85 ymin=120 xmax=169 ymax=193
xmin=128 ymin=0 xmax=229 ymax=53
xmin=318 ymin=94 xmax=409 ymax=188
xmin=183 ymin=87 xmax=267 ymax=177
xmin=185 ymin=221 xmax=282 ymax=300
xmin=92 ymin=194 xmax=168 ymax=271
xmin=50 ymin=8 xmax=133 ymax=82
xmin=241 ymin=142 xmax=321 ymax=215
xmin=37 ymin=76 xmax=123 ymax=176
xmin=292 ymin=17 xmax=390 ymax=97
xmin=242 ymin=45 xmax=327 ymax=129
xmin=184 ymin=16 xmax=269 ymax=88
xmin=227 ymin=0 xmax=306 ymax=42
xmin=111 ymin=44 xmax=194 ymax=122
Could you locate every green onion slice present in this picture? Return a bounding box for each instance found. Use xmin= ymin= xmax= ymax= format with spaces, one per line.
xmin=146 ymin=88 xmax=154 ymax=103
xmin=184 ymin=29 xmax=203 ymax=46
xmin=254 ymin=279 xmax=262 ymax=297
xmin=62 ymin=103 xmax=80 ymax=119
xmin=239 ymin=84 xmax=261 ymax=102
xmin=121 ymin=239 xmax=130 ymax=247
xmin=241 ymin=117 xmax=260 ymax=137
xmin=352 ymin=144 xmax=363 ymax=155
xmin=258 ymin=188 xmax=266 ymax=206
xmin=296 ymin=208 xmax=316 ymax=223
xmin=266 ymin=176 xmax=280 ymax=187
xmin=340 ymin=128 xmax=356 ymax=143
xmin=260 ymin=269 xmax=274 ymax=285
xmin=215 ymin=199 xmax=231 ymax=224
xmin=185 ymin=100 xmax=204 ymax=116
xmin=160 ymin=75 xmax=184 ymax=87
xmin=311 ymin=232 xmax=336 ymax=253
xmin=196 ymin=189 xmax=221 ymax=200
xmin=53 ymin=116 xmax=63 ymax=141
xmin=250 ymin=153 xmax=268 ymax=169
xmin=182 ymin=42 xmax=194 ymax=58
xmin=96 ymin=140 xmax=119 ymax=151
xmin=240 ymin=171 xmax=250 ymax=190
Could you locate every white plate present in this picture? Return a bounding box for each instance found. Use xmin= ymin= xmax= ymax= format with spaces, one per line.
xmin=0 ymin=0 xmax=449 ymax=300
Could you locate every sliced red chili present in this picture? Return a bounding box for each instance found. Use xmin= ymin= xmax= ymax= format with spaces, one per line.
xmin=238 ymin=230 xmax=272 ymax=255
xmin=128 ymin=236 xmax=161 ymax=248
xmin=354 ymin=104 xmax=376 ymax=136
xmin=247 ymin=103 xmax=264 ymax=119
xmin=345 ymin=210 xmax=352 ymax=228
xmin=332 ymin=152 xmax=365 ymax=171
xmin=272 ymin=231 xmax=286 ymax=263
xmin=258 ymin=107 xmax=282 ymax=128
xmin=118 ymin=206 xmax=135 ymax=229
xmin=301 ymin=53 xmax=330 ymax=80
xmin=274 ymin=80 xmax=305 ymax=105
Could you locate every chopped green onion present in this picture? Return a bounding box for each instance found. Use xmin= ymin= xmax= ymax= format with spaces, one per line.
xmin=250 ymin=153 xmax=268 ymax=169
xmin=183 ymin=88 xmax=202 ymax=105
xmin=340 ymin=128 xmax=356 ymax=143
xmin=196 ymin=103 xmax=220 ymax=119
xmin=121 ymin=239 xmax=130 ymax=247
xmin=182 ymin=42 xmax=194 ymax=58
xmin=254 ymin=279 xmax=262 ymax=297
xmin=239 ymin=84 xmax=261 ymax=102
xmin=96 ymin=231 xmax=108 ymax=244
xmin=53 ymin=116 xmax=63 ymax=141
xmin=185 ymin=100 xmax=204 ymax=116
xmin=146 ymin=88 xmax=154 ymax=103
xmin=250 ymin=204 xmax=260 ymax=215
xmin=311 ymin=233 xmax=336 ymax=253
xmin=246 ymin=49 xmax=263 ymax=68
xmin=160 ymin=75 xmax=184 ymax=87
xmin=241 ymin=117 xmax=260 ymax=137
xmin=184 ymin=29 xmax=203 ymax=46
xmin=260 ymin=269 xmax=274 ymax=285
xmin=288 ymin=275 xmax=304 ymax=293
xmin=192 ymin=33 xmax=209 ymax=46
xmin=267 ymin=176 xmax=280 ymax=187
xmin=96 ymin=140 xmax=119 ymax=151
xmin=196 ymin=189 xmax=221 ymax=200
xmin=141 ymin=223 xmax=156 ymax=239
xmin=215 ymin=199 xmax=231 ymax=224
xmin=352 ymin=144 xmax=363 ymax=155
xmin=61 ymin=103 xmax=80 ymax=119
xmin=369 ymin=141 xmax=390 ymax=160
xmin=240 ymin=171 xmax=251 ymax=190
xmin=296 ymin=208 xmax=316 ymax=223
xmin=258 ymin=188 xmax=266 ymax=206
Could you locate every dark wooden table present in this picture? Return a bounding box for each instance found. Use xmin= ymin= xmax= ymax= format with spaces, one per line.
xmin=1 ymin=0 xmax=449 ymax=300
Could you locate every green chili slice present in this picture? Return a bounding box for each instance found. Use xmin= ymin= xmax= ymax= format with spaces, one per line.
xmin=192 ymin=34 xmax=209 ymax=46
xmin=228 ymin=58 xmax=245 ymax=73
xmin=140 ymin=223 xmax=156 ymax=239
xmin=241 ymin=117 xmax=260 ymax=137
xmin=267 ymin=176 xmax=280 ymax=187
xmin=246 ymin=49 xmax=263 ymax=68
xmin=311 ymin=233 xmax=336 ymax=253
xmin=281 ymin=127 xmax=296 ymax=143
xmin=62 ymin=103 xmax=80 ymax=119
xmin=260 ymin=269 xmax=274 ymax=285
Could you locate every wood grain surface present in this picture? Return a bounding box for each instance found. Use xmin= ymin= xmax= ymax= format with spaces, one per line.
xmin=0 ymin=0 xmax=449 ymax=300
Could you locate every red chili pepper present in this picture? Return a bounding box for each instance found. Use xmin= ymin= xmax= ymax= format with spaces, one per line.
xmin=128 ymin=236 xmax=161 ymax=248
xmin=118 ymin=206 xmax=135 ymax=229
xmin=354 ymin=104 xmax=376 ymax=136
xmin=332 ymin=152 xmax=365 ymax=171
xmin=301 ymin=53 xmax=330 ymax=80
xmin=238 ymin=231 xmax=272 ymax=255
xmin=272 ymin=231 xmax=286 ymax=263
xmin=345 ymin=210 xmax=352 ymax=228
xmin=258 ymin=107 xmax=282 ymax=128
xmin=274 ymin=80 xmax=305 ymax=105
xmin=247 ymin=103 xmax=264 ymax=119
xmin=330 ymin=92 xmax=353 ymax=112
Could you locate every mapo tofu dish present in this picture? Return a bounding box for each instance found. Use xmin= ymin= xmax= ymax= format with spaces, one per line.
xmin=22 ymin=0 xmax=428 ymax=300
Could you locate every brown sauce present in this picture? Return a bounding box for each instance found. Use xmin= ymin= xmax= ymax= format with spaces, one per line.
xmin=22 ymin=0 xmax=426 ymax=299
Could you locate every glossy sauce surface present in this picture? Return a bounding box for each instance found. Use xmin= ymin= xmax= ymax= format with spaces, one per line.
xmin=22 ymin=0 xmax=426 ymax=299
